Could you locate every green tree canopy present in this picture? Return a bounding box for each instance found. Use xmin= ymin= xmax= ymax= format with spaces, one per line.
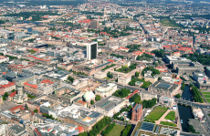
xmin=142 ymin=98 xmax=157 ymax=108
xmin=152 ymin=49 xmax=166 ymax=58
xmin=129 ymin=94 xmax=141 ymax=103
xmin=107 ymin=72 xmax=113 ymax=79
xmin=90 ymin=100 xmax=95 ymax=105
xmin=67 ymin=76 xmax=74 ymax=83
xmin=141 ymin=66 xmax=160 ymax=77
xmin=3 ymin=92 xmax=8 ymax=101
xmin=113 ymin=88 xmax=131 ymax=98
xmin=95 ymin=95 xmax=101 ymax=101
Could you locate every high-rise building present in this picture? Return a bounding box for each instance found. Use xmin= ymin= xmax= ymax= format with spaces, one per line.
xmin=86 ymin=42 xmax=98 ymax=60
xmin=131 ymin=104 xmax=143 ymax=122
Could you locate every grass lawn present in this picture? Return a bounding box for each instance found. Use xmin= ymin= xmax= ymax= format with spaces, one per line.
xmin=201 ymin=92 xmax=210 ymax=103
xmin=202 ymin=92 xmax=210 ymax=95
xmin=107 ymin=124 xmax=125 ymax=136
xmin=203 ymin=95 xmax=210 ymax=98
xmin=160 ymin=121 xmax=177 ymax=127
xmin=160 ymin=18 xmax=180 ymax=27
xmin=165 ymin=111 xmax=176 ymax=121
xmin=206 ymin=99 xmax=210 ymax=103
xmin=145 ymin=106 xmax=168 ymax=123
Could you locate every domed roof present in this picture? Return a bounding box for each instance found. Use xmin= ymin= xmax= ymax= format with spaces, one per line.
xmin=83 ymin=91 xmax=95 ymax=102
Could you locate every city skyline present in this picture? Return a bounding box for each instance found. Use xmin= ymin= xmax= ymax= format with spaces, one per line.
xmin=0 ymin=0 xmax=209 ymax=136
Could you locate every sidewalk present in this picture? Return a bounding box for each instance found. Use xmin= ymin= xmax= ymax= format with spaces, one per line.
xmin=155 ymin=109 xmax=171 ymax=124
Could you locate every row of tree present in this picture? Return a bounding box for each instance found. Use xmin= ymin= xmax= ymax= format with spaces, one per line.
xmin=152 ymin=49 xmax=166 ymax=58
xmin=126 ymin=44 xmax=141 ymax=52
xmin=113 ymin=106 xmax=132 ymax=121
xmin=129 ymin=76 xmax=152 ymax=89
xmin=79 ymin=117 xmax=111 ymax=136
xmin=142 ymin=98 xmax=157 ymax=108
xmin=141 ymin=66 xmax=160 ymax=77
xmin=121 ymin=125 xmax=133 ymax=136
xmin=191 ymin=85 xmax=203 ymax=103
xmin=101 ymin=123 xmax=115 ymax=136
xmin=129 ymin=93 xmax=156 ymax=108
xmin=129 ymin=94 xmax=141 ymax=103
xmin=183 ymin=53 xmax=210 ymax=66
xmin=6 ymin=11 xmax=58 ymax=22
xmin=116 ymin=63 xmax=137 ymax=73
xmin=113 ymin=88 xmax=131 ymax=98
xmin=136 ymin=53 xmax=153 ymax=61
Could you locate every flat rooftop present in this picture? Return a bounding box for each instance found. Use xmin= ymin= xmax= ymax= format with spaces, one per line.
xmin=57 ymin=104 xmax=102 ymax=127
xmin=152 ymin=80 xmax=178 ymax=92
xmin=156 ymin=82 xmax=171 ymax=90
xmin=95 ymin=96 xmax=124 ymax=112
xmin=140 ymin=122 xmax=155 ymax=132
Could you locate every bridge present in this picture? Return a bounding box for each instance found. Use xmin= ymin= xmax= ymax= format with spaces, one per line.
xmin=78 ymin=75 xmax=210 ymax=135
xmin=180 ymin=131 xmax=202 ymax=136
xmin=175 ymin=98 xmax=210 ymax=109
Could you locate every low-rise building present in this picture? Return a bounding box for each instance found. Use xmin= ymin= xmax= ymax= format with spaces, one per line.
xmin=192 ymin=108 xmax=204 ymax=121
xmin=192 ymin=71 xmax=210 ymax=90
xmin=57 ymin=104 xmax=103 ymax=131
xmin=7 ymin=124 xmax=28 ymax=136
xmin=118 ymin=74 xmax=131 ymax=85
xmin=165 ymin=56 xmax=204 ymax=75
xmin=0 ymin=79 xmax=16 ymax=95
xmin=159 ymin=96 xmax=174 ymax=107
xmin=0 ymin=56 xmax=9 ymax=63
xmin=140 ymin=92 xmax=157 ymax=101
xmin=149 ymin=80 xmax=180 ymax=97
xmin=94 ymin=71 xmax=107 ymax=79
xmin=33 ymin=121 xmax=81 ymax=136
xmin=135 ymin=121 xmax=180 ymax=136
xmin=94 ymin=96 xmax=128 ymax=117
xmin=95 ymin=83 xmax=117 ymax=97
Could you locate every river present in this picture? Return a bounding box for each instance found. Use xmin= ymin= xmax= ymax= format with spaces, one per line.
xmin=178 ymin=85 xmax=194 ymax=132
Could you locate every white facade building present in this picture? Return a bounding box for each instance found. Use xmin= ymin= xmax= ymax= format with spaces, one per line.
xmin=95 ymin=83 xmax=117 ymax=97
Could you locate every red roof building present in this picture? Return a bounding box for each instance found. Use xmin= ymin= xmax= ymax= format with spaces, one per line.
xmin=34 ymin=128 xmax=42 ymax=136
xmin=24 ymin=82 xmax=38 ymax=89
xmin=178 ymin=47 xmax=193 ymax=53
xmin=76 ymin=126 xmax=84 ymax=133
xmin=9 ymin=105 xmax=24 ymax=113
xmin=41 ymin=79 xmax=54 ymax=84
xmin=107 ymin=59 xmax=115 ymax=63
xmin=78 ymin=19 xmax=91 ymax=24
xmin=27 ymin=55 xmax=50 ymax=62
xmin=126 ymin=90 xmax=139 ymax=99
xmin=155 ymin=66 xmax=168 ymax=73
xmin=131 ymin=104 xmax=143 ymax=122
xmin=0 ymin=81 xmax=16 ymax=95
xmin=133 ymin=51 xmax=144 ymax=56
xmin=100 ymin=32 xmax=111 ymax=36
xmin=145 ymin=52 xmax=155 ymax=56
xmin=0 ymin=82 xmax=15 ymax=89
xmin=9 ymin=91 xmax=16 ymax=98
xmin=118 ymin=47 xmax=129 ymax=52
